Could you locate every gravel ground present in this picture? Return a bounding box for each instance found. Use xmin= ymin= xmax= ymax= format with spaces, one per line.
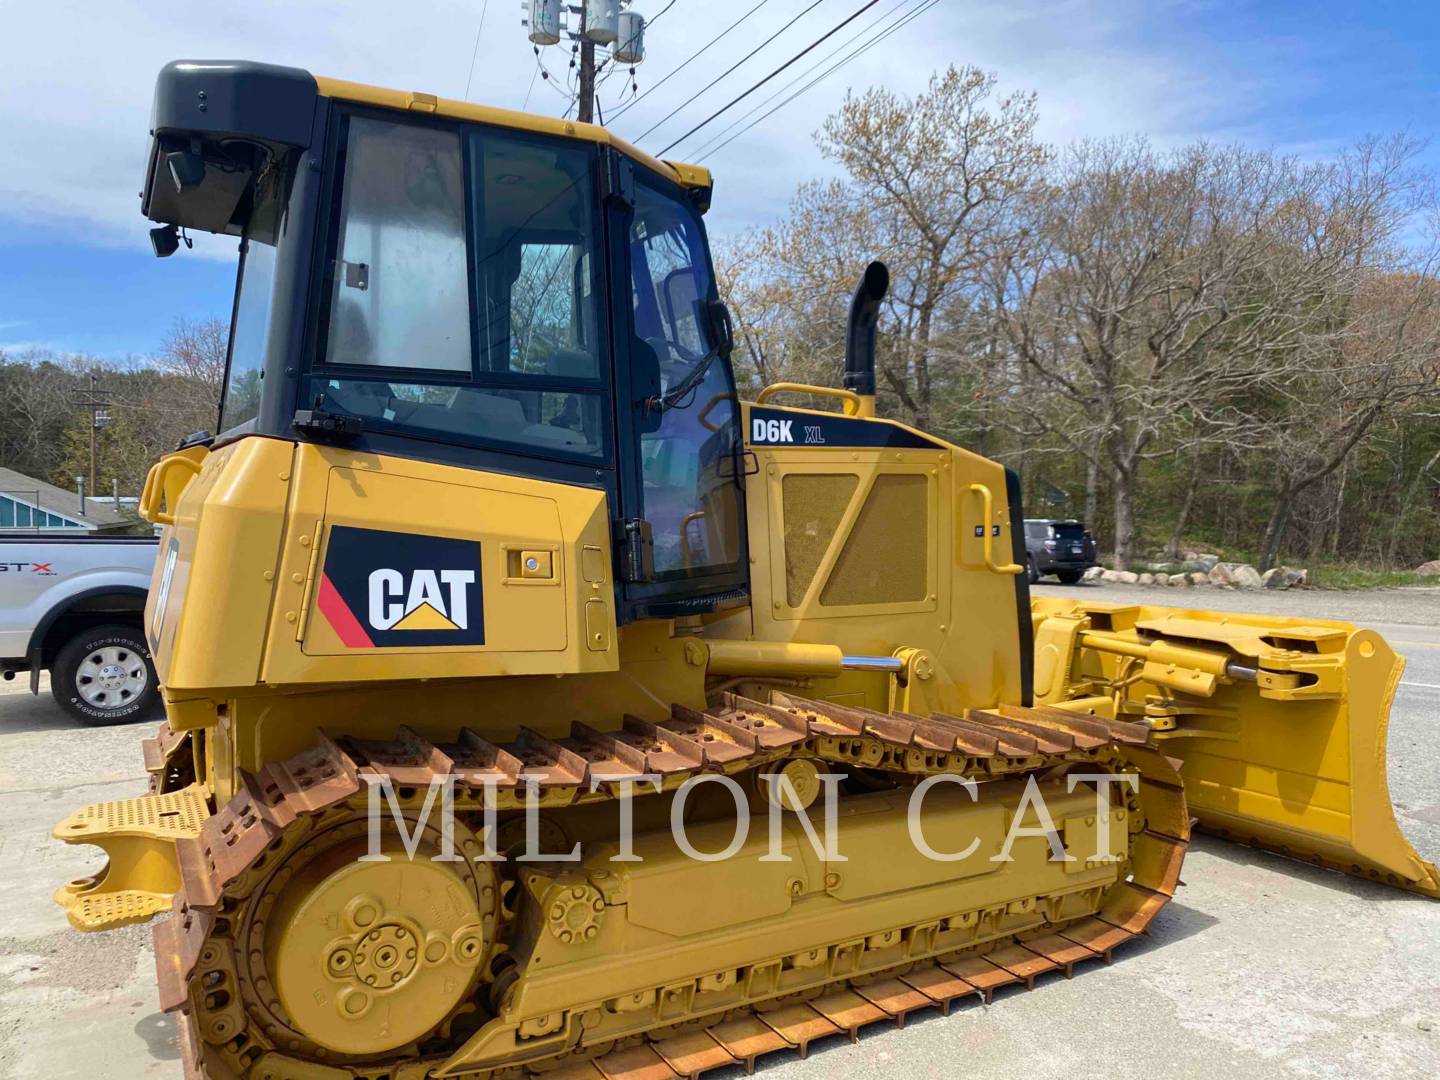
xmin=2 ymin=584 xmax=1438 ymax=1079
xmin=1043 ymin=578 xmax=1440 ymax=627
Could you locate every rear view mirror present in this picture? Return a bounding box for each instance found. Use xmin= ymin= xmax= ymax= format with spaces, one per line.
xmin=661 ymin=269 xmax=698 ymax=338
xmin=703 ymin=299 xmax=735 ymax=356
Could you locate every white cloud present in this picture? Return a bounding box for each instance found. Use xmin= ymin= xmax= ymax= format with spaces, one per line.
xmin=0 ymin=340 xmax=67 ymax=355
xmin=0 ymin=0 xmax=1312 ymax=250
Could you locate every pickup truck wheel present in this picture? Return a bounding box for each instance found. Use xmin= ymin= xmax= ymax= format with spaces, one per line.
xmin=51 ymin=625 xmax=159 ymax=726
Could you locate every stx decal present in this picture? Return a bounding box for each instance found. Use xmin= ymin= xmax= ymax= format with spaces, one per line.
xmin=316 ymin=526 xmax=485 ymax=649
xmin=0 ymin=562 xmax=56 ymax=574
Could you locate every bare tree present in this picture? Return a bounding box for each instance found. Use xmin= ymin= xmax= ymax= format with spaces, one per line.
xmin=816 ymin=66 xmax=1048 ymax=429
xmin=976 ymin=136 xmax=1435 ymax=568
xmin=714 ymin=66 xmax=1440 ymax=572
xmin=157 ymin=317 xmax=228 ymax=410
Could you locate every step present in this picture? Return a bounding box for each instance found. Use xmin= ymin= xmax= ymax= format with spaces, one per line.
xmin=52 ymin=785 xmax=211 ymax=933
xmin=53 ymin=881 xmax=172 ymax=932
xmin=53 ymin=784 xmax=210 ymax=844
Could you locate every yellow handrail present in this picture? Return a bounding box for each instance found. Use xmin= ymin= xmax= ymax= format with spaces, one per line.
xmin=754 ymin=382 xmax=863 ymax=417
xmin=139 ymin=455 xmax=203 ymax=527
xmin=967 ymin=482 xmax=1023 ymax=575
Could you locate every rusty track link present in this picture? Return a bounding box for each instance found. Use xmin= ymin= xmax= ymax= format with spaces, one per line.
xmin=155 ymin=692 xmax=1189 ymax=1080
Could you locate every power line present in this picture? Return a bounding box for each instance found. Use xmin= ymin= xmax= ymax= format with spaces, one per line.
xmin=656 ymin=0 xmax=882 ymax=156
xmin=609 ymin=0 xmax=773 ymax=122
xmin=531 ymin=47 xmax=574 ymax=104
xmin=462 ymin=0 xmax=492 ymax=101
xmin=687 ymin=0 xmax=911 ymax=157
xmin=699 ymin=0 xmax=937 ymax=161
xmin=522 ymin=62 xmax=540 ymax=110
xmin=634 ymin=0 xmax=828 ymax=144
xmin=689 ymin=0 xmax=929 ymax=160
xmin=648 ymin=0 xmax=680 ymax=25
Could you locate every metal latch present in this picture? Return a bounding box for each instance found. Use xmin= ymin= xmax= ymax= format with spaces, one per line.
xmin=519 ymin=551 xmax=553 ymax=579
xmin=292 ymin=409 xmax=362 ymax=442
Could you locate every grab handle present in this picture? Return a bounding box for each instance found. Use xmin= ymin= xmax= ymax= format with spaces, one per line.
xmin=967 ymin=483 xmax=1023 ymax=575
xmin=139 ymin=455 xmax=203 ymax=527
xmin=754 ymin=383 xmax=863 ymax=417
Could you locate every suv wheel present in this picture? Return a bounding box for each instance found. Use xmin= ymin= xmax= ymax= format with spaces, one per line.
xmin=1057 ymin=570 xmax=1083 ymax=584
xmin=51 ymin=624 xmax=160 ymax=726
xmin=1026 ymin=557 xmax=1040 ymax=585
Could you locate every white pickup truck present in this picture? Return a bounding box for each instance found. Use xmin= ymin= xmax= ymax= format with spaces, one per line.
xmin=0 ymin=535 xmax=159 ymax=724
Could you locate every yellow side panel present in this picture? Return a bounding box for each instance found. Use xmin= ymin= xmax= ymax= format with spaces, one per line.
xmin=256 ymin=443 xmax=618 ymax=685
xmin=303 ymin=467 xmax=566 ymax=655
xmin=148 ymin=439 xmax=293 ymax=692
xmin=742 ymin=401 xmax=1025 ymax=714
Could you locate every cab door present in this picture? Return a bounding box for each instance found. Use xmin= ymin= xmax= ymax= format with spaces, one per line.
xmin=611 ymin=165 xmax=747 ymax=618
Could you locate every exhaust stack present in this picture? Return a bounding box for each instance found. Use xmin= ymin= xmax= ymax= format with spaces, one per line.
xmin=843 ymin=261 xmax=889 ymax=416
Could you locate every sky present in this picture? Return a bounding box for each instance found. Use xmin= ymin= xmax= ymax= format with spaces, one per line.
xmin=2 ymin=0 xmax=1439 ymax=358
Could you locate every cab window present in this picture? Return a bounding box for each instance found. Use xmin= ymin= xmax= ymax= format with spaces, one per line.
xmin=310 ymin=112 xmax=607 ymax=463
xmin=219 ymin=162 xmax=286 ymax=432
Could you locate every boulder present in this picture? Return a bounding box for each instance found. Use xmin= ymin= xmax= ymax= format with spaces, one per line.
xmin=1193 ymin=554 xmax=1220 ymax=572
xmin=1102 ymin=569 xmax=1139 ymax=584
xmin=1230 ymin=564 xmax=1264 ymax=589
xmin=1189 ymin=572 xmax=1210 ymax=586
xmin=1138 ymin=573 xmax=1155 ymax=586
xmin=1082 ymin=565 xmax=1105 ymax=582
xmin=1167 ymin=572 xmax=1188 ymax=586
xmin=1207 ymin=564 xmax=1233 ymax=587
xmin=1417 ymin=560 xmax=1440 ymax=576
xmin=1263 ymin=566 xmax=1308 ymax=589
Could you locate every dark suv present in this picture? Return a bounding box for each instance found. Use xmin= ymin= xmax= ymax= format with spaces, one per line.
xmin=1023 ymin=519 xmax=1097 ymax=584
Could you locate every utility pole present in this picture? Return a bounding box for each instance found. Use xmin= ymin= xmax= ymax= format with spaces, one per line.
xmin=71 ymin=372 xmax=113 ymax=494
xmin=576 ymin=5 xmax=596 ymax=124
xmin=524 ymin=3 xmax=645 ymax=123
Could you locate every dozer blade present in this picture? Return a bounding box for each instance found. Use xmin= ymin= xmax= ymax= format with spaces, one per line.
xmin=52 ymin=784 xmax=210 ymax=931
xmin=1035 ymin=598 xmax=1440 ymax=896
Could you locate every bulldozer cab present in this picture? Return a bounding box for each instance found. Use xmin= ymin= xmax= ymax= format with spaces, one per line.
xmin=153 ymin=62 xmax=746 ymax=621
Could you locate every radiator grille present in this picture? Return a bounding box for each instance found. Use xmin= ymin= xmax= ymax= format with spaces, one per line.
xmin=820 ymin=474 xmax=928 ymax=606
xmin=781 ymin=474 xmax=857 ymax=606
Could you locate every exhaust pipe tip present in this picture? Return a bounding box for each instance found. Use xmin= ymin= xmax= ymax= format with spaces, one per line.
xmin=843 ymin=261 xmax=890 ymax=398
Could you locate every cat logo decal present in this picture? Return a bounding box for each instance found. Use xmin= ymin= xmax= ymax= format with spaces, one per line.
xmin=315 ymin=526 xmax=484 ymax=648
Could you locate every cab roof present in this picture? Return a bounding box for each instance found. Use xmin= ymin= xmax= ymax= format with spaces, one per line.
xmin=145 ymin=60 xmax=713 ymax=235
xmin=313 ymin=74 xmax=712 ymax=193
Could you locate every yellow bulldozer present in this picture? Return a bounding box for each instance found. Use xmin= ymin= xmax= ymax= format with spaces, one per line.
xmin=54 ymin=61 xmax=1437 ymax=1080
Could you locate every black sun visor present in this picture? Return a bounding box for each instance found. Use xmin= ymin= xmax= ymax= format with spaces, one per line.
xmin=142 ymin=60 xmax=319 ymax=236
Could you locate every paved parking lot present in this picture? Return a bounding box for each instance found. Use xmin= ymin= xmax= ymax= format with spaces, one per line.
xmin=2 ymin=584 xmax=1438 ymax=1079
